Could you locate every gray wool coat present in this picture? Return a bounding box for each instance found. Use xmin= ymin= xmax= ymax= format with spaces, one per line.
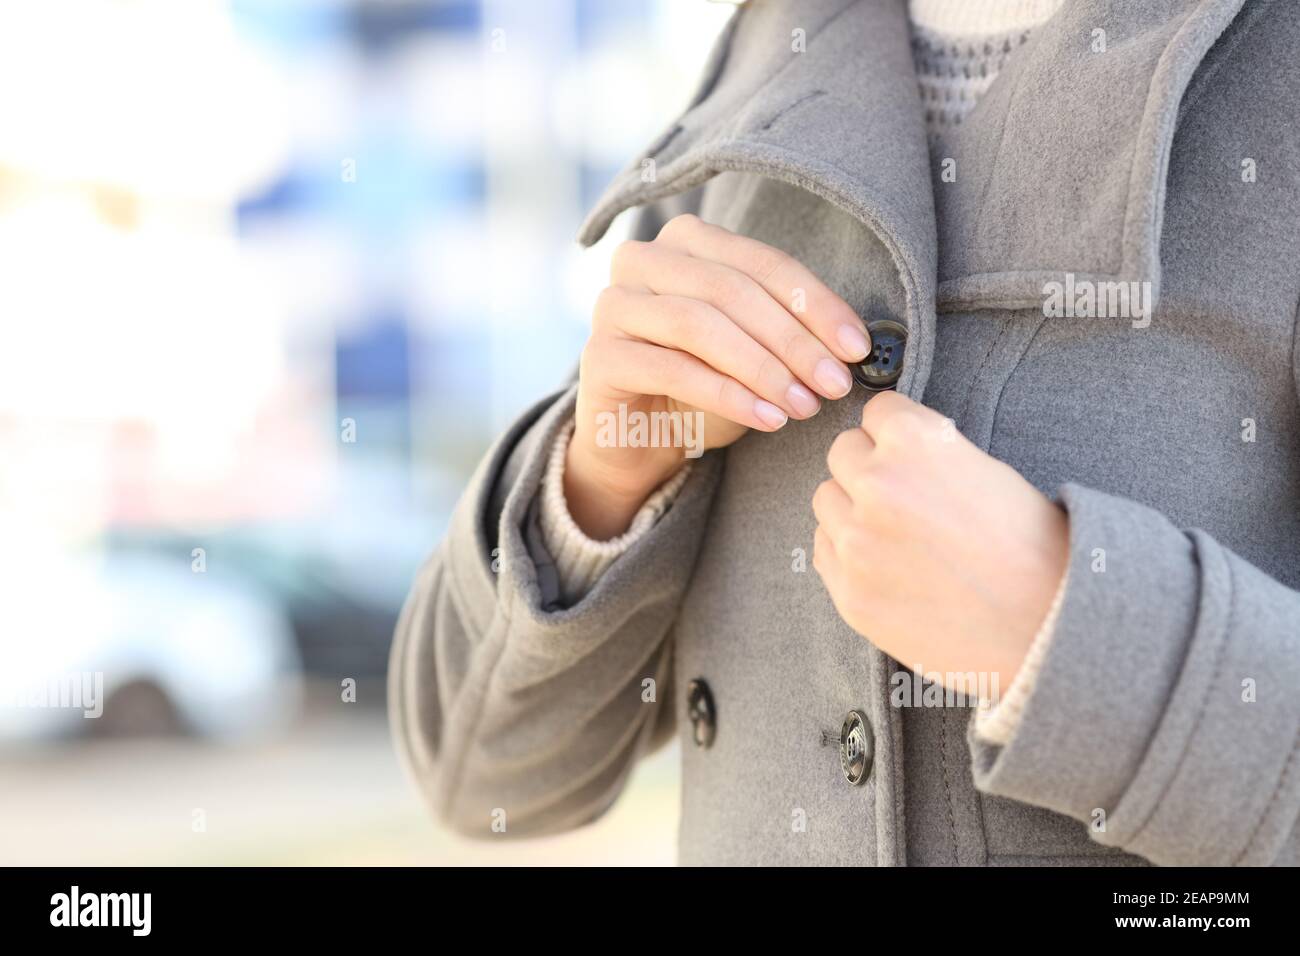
xmin=390 ymin=0 xmax=1300 ymax=865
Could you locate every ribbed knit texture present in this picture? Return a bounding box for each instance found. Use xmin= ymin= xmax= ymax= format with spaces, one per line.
xmin=538 ymin=418 xmax=692 ymax=606
xmin=973 ymin=566 xmax=1067 ymax=744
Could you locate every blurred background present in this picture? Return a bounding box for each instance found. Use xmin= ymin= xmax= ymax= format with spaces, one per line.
xmin=0 ymin=0 xmax=733 ymax=865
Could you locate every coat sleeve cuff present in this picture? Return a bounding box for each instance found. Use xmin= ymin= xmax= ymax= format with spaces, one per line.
xmin=971 ymin=564 xmax=1067 ymax=746
xmin=538 ymin=418 xmax=693 ymax=605
xmin=493 ymin=388 xmax=724 ymax=628
xmin=967 ymin=482 xmax=1300 ymax=865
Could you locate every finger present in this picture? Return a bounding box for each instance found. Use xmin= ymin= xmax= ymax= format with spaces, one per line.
xmin=826 ymin=427 xmax=876 ymax=494
xmin=860 ymin=389 xmax=930 ymax=444
xmin=812 ymin=524 xmax=838 ymax=576
xmin=811 ymin=477 xmax=854 ymax=531
xmin=653 ymin=215 xmax=871 ymax=365
xmin=612 ymin=241 xmax=851 ymax=401
xmin=600 ymin=286 xmax=821 ymax=419
xmin=601 ymin=336 xmax=790 ymax=432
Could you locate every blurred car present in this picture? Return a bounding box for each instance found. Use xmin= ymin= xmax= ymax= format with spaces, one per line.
xmin=0 ymin=554 xmax=301 ymax=744
xmin=103 ymin=522 xmax=417 ymax=682
xmin=101 ymin=456 xmax=462 ymax=682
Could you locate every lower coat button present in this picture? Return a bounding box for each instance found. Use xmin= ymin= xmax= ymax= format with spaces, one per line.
xmin=686 ymin=678 xmax=716 ymax=749
xmin=839 ymin=710 xmax=874 ymax=785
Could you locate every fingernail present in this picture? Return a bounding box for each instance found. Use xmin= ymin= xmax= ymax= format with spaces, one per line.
xmin=754 ymin=399 xmax=788 ymax=430
xmin=837 ymin=324 xmax=870 ymax=361
xmin=814 ymin=358 xmax=853 ymax=398
xmin=786 ymin=382 xmax=820 ymax=418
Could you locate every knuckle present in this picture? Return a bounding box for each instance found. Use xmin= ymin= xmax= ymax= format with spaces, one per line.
xmin=853 ymin=464 xmax=886 ymax=502
xmin=871 ymin=407 xmax=911 ymax=444
xmin=703 ymin=268 xmax=750 ymax=311
xmin=862 ymin=389 xmax=899 ymax=420
xmin=862 ymin=391 xmax=918 ymax=436
xmin=825 ymin=437 xmax=844 ymax=473
xmin=860 ymin=394 xmax=883 ymax=423
xmin=838 ymin=526 xmax=872 ymax=559
xmin=578 ymin=338 xmax=607 ymax=383
xmin=812 ymin=531 xmax=830 ymax=569
xmin=658 ymin=213 xmax=700 ymax=242
xmin=827 ymin=429 xmax=859 ymax=470
xmin=592 ymin=285 xmax=622 ymax=326
xmin=658 ymin=296 xmax=693 ymax=338
xmin=716 ymin=374 xmax=733 ymax=411
xmin=873 ymin=417 xmax=902 ymax=446
xmin=749 ymin=245 xmax=789 ymax=285
xmin=856 ymin=466 xmax=905 ymax=523
xmin=661 ymin=347 xmax=693 ymax=382
xmin=813 ymin=521 xmax=833 ymax=552
xmin=752 ymin=349 xmax=784 ymax=391
xmin=645 ymin=344 xmax=678 ymax=383
xmin=812 ymin=478 xmax=830 ymax=511
xmin=610 ymin=239 xmax=644 ymax=278
xmin=778 ymin=326 xmax=806 ymax=365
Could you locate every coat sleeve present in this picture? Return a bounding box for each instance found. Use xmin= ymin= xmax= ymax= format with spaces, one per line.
xmin=387 ymin=192 xmax=721 ymax=838
xmin=967 ymin=483 xmax=1300 ymax=866
xmin=388 ymin=384 xmax=723 ymax=838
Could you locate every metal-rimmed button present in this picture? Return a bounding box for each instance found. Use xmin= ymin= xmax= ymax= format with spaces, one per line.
xmin=686 ymin=678 xmax=716 ymax=749
xmin=851 ymin=318 xmax=908 ymax=391
xmin=839 ymin=710 xmax=874 ymax=785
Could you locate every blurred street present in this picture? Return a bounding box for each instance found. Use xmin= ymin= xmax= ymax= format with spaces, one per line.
xmin=0 ymin=683 xmax=679 ymax=866
xmin=0 ymin=0 xmax=726 ymax=867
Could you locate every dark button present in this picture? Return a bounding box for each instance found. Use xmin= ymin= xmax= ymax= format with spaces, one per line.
xmin=851 ymin=318 xmax=907 ymax=391
xmin=839 ymin=710 xmax=874 ymax=785
xmin=686 ymin=678 xmax=716 ymax=749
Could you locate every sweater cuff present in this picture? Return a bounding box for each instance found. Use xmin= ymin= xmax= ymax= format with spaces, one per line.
xmin=972 ymin=564 xmax=1068 ymax=745
xmin=538 ymin=418 xmax=692 ymax=605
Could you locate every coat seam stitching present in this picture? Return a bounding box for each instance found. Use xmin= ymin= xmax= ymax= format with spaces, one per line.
xmin=938 ymin=712 xmax=960 ymax=864
xmin=1232 ymin=728 xmax=1299 ymax=865
xmin=985 ymin=313 xmax=1050 ymax=454
xmin=957 ymin=318 xmax=1010 ymax=435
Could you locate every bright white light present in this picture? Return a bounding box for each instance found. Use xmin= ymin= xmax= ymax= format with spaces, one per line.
xmin=0 ymin=0 xmax=291 ymax=202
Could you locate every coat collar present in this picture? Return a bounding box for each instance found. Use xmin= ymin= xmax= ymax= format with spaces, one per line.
xmin=579 ymin=0 xmax=938 ymax=393
xmin=579 ymin=0 xmax=1251 ymax=325
xmin=932 ymin=0 xmax=1254 ymax=313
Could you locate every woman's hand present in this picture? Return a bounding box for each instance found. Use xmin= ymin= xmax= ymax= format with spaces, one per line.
xmin=568 ymin=213 xmax=871 ymax=539
xmin=812 ymin=391 xmax=1069 ymax=693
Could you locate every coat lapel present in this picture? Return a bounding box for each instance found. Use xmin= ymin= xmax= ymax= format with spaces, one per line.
xmin=580 ymin=0 xmax=1255 ymax=327
xmin=578 ymin=0 xmax=940 ymax=396
xmin=932 ymin=0 xmax=1252 ymax=312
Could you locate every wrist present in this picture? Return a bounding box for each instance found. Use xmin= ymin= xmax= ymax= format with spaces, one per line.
xmin=563 ymin=439 xmax=681 ymax=540
xmin=1004 ymin=500 xmax=1069 ymax=686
